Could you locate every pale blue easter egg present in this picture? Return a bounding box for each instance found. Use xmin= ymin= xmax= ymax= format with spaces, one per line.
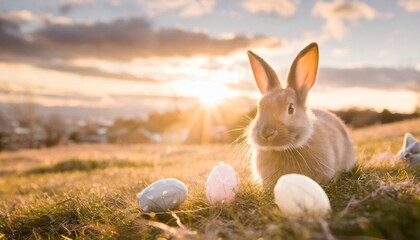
xmin=137 ymin=178 xmax=188 ymax=212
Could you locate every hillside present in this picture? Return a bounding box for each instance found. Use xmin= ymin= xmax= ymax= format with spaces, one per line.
xmin=0 ymin=119 xmax=419 ymax=239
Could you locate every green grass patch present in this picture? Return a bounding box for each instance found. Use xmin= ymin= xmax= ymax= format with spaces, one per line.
xmin=0 ymin=120 xmax=419 ymax=239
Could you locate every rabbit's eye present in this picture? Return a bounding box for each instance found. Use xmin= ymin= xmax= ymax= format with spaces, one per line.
xmin=288 ymin=103 xmax=295 ymax=115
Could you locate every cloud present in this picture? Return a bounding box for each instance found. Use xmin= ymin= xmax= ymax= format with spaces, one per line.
xmin=317 ymin=67 xmax=420 ymax=90
xmin=0 ymin=88 xmax=99 ymax=102
xmin=242 ymin=0 xmax=297 ymax=17
xmin=108 ymin=0 xmax=122 ymax=6
xmin=0 ymin=10 xmax=73 ymax=25
xmin=1 ymin=17 xmax=284 ymax=61
xmin=61 ymin=0 xmax=95 ymax=4
xmin=229 ymin=67 xmax=420 ymax=91
xmin=378 ymin=49 xmax=390 ymax=57
xmin=331 ymin=48 xmax=350 ymax=57
xmin=138 ymin=0 xmax=216 ymax=17
xmin=226 ymin=80 xmax=257 ymax=91
xmin=34 ymin=62 xmax=164 ymax=82
xmin=0 ymin=10 xmax=35 ymax=23
xmin=398 ymin=0 xmax=420 ymax=12
xmin=0 ymin=16 xmax=284 ymax=82
xmin=312 ymin=0 xmax=379 ymax=40
xmin=0 ymin=18 xmax=53 ymax=59
xmin=59 ymin=0 xmax=95 ymax=14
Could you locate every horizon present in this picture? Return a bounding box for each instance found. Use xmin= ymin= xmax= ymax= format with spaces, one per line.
xmin=1 ymin=0 xmax=420 ymax=117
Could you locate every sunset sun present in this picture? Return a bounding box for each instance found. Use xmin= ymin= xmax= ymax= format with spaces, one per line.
xmin=177 ymin=81 xmax=232 ymax=107
xmin=197 ymin=88 xmax=227 ymax=107
xmin=195 ymin=82 xmax=232 ymax=107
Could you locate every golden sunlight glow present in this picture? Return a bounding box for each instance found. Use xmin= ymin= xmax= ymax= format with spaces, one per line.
xmin=191 ymin=82 xmax=232 ymax=107
xmin=176 ymin=81 xmax=233 ymax=107
xmin=196 ymin=87 xmax=226 ymax=107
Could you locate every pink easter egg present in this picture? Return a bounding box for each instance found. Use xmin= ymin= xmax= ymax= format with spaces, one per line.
xmin=205 ymin=162 xmax=240 ymax=204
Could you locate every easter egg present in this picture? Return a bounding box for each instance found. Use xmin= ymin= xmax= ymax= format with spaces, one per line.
xmin=137 ymin=178 xmax=188 ymax=212
xmin=205 ymin=162 xmax=239 ymax=204
xmin=274 ymin=174 xmax=331 ymax=217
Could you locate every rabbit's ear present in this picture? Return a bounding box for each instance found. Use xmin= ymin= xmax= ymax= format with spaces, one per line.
xmin=247 ymin=51 xmax=281 ymax=94
xmin=287 ymin=42 xmax=319 ymax=103
xmin=403 ymin=132 xmax=417 ymax=150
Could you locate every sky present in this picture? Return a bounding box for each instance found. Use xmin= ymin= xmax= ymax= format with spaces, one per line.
xmin=0 ymin=0 xmax=419 ymax=118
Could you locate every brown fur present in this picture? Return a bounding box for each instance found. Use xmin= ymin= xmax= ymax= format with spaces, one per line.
xmin=247 ymin=43 xmax=355 ymax=188
xmin=251 ymin=109 xmax=354 ymax=187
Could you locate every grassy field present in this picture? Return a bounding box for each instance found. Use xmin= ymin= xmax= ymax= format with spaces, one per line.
xmin=0 ymin=119 xmax=419 ymax=239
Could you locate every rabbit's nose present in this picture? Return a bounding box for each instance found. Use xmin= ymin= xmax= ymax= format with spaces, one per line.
xmin=261 ymin=126 xmax=278 ymax=140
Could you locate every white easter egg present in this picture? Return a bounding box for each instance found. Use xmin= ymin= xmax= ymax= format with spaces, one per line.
xmin=274 ymin=174 xmax=331 ymax=217
xmin=137 ymin=178 xmax=188 ymax=212
xmin=205 ymin=162 xmax=239 ymax=204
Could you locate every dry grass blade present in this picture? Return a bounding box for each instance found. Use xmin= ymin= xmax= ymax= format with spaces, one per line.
xmin=319 ymin=218 xmax=335 ymax=240
xmin=146 ymin=219 xmax=196 ymax=238
xmin=171 ymin=212 xmax=197 ymax=235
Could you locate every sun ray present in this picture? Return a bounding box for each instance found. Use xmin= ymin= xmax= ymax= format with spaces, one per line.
xmin=175 ymin=81 xmax=234 ymax=108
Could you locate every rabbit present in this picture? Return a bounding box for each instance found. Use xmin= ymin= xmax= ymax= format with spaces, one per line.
xmin=246 ymin=42 xmax=355 ymax=188
xmin=398 ymin=133 xmax=420 ymax=166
